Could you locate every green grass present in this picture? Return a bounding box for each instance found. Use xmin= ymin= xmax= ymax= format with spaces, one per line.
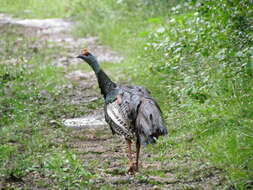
xmin=1 ymin=0 xmax=253 ymax=189
xmin=0 ymin=0 xmax=74 ymax=18
xmin=70 ymin=0 xmax=253 ymax=189
xmin=0 ymin=26 xmax=97 ymax=189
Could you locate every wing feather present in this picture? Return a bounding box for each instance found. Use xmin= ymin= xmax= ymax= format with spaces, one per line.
xmin=136 ymin=98 xmax=168 ymax=145
xmin=104 ymin=85 xmax=167 ymax=143
xmin=105 ymin=94 xmax=134 ymax=139
xmin=107 ymin=101 xmax=129 ymax=132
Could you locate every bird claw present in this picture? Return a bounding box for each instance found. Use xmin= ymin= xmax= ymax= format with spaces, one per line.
xmin=127 ymin=162 xmax=138 ymax=175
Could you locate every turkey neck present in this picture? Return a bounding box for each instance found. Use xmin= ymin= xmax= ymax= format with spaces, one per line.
xmin=88 ymin=60 xmax=116 ymax=98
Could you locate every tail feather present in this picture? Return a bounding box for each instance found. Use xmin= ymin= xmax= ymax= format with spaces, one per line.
xmin=136 ymin=98 xmax=168 ymax=145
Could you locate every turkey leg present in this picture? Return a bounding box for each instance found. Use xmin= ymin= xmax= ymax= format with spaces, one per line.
xmin=126 ymin=139 xmax=136 ymax=174
xmin=135 ymin=139 xmax=140 ymax=171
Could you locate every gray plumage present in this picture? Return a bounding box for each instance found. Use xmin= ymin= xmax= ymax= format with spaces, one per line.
xmin=104 ymin=85 xmax=167 ymax=145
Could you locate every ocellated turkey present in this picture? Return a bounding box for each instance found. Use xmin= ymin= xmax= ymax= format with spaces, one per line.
xmin=77 ymin=49 xmax=168 ymax=173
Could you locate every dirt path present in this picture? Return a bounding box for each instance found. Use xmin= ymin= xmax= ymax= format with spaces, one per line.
xmin=0 ymin=13 xmax=121 ymax=128
xmin=0 ymin=14 xmax=225 ymax=189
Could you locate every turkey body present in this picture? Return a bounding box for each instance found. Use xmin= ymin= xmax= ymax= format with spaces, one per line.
xmin=105 ymin=85 xmax=167 ymax=145
xmin=77 ymin=50 xmax=168 ymax=173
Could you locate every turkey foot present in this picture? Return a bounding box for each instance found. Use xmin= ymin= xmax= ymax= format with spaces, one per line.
xmin=128 ymin=162 xmax=138 ymax=174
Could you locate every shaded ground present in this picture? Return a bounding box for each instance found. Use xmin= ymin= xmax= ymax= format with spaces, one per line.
xmin=0 ymin=14 xmax=226 ymax=189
